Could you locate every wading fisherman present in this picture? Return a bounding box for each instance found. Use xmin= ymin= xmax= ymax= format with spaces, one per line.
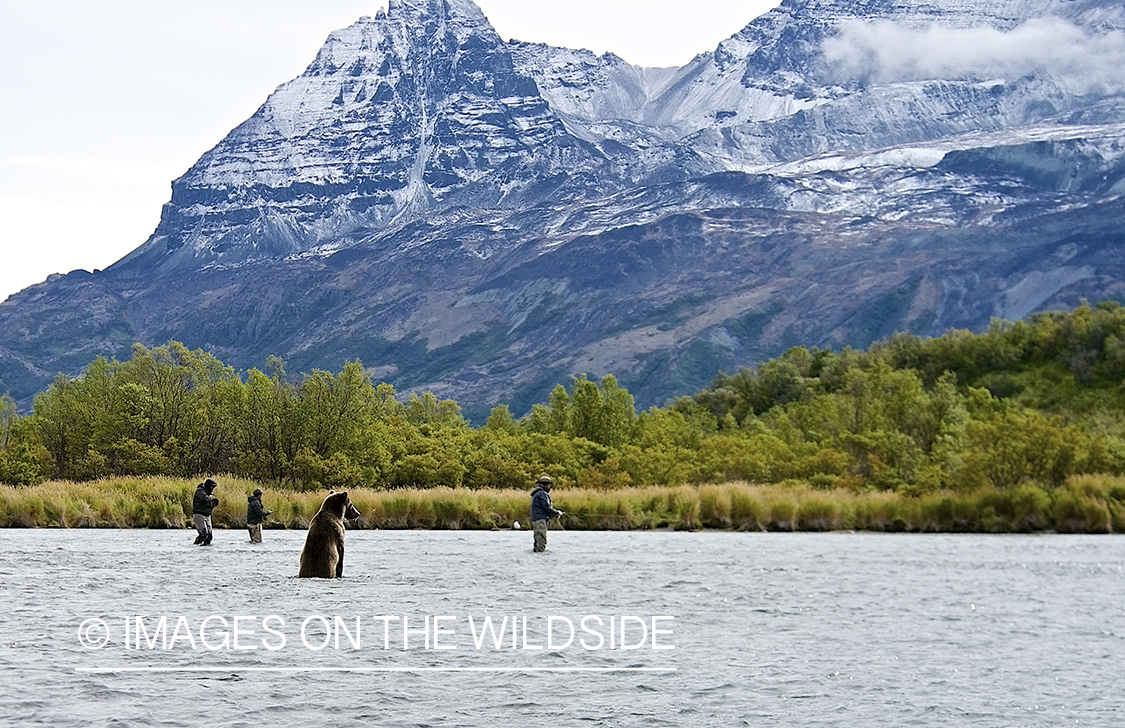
xmin=246 ymin=487 xmax=271 ymax=544
xmin=192 ymin=478 xmax=219 ymax=545
xmin=530 ymin=475 xmax=563 ymax=553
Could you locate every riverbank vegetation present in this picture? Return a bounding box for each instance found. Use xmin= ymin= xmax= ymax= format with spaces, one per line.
xmin=2 ymin=302 xmax=1125 ymax=532
xmin=2 ymin=476 xmax=1123 ymax=533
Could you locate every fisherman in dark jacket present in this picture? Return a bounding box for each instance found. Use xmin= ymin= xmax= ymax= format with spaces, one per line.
xmin=529 ymin=475 xmax=563 ymax=553
xmin=246 ymin=488 xmax=271 ymax=544
xmin=192 ymin=478 xmax=219 ymax=545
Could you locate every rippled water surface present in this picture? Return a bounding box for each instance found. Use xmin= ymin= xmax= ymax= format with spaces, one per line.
xmin=2 ymin=528 xmax=1124 ymax=726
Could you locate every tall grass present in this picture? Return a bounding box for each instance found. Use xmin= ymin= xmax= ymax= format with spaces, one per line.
xmin=3 ymin=476 xmax=1125 ymax=533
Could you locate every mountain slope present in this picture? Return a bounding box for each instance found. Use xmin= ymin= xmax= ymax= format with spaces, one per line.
xmin=3 ymin=0 xmax=1125 ymax=420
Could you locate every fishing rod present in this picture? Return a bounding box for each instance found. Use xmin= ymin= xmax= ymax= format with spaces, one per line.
xmin=514 ymin=511 xmax=637 ymax=531
xmin=556 ymin=511 xmax=637 ymax=526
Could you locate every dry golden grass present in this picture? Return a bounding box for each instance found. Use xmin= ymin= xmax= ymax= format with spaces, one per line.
xmin=2 ymin=476 xmax=1124 ymax=533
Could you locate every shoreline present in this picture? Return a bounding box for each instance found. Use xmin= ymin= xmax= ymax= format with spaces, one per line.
xmin=0 ymin=524 xmax=1105 ymax=536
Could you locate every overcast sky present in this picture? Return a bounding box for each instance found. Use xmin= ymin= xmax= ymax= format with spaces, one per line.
xmin=0 ymin=0 xmax=782 ymax=302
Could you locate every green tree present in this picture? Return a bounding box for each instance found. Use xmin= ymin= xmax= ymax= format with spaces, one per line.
xmin=0 ymin=395 xmax=47 ymax=485
xmin=405 ymin=392 xmax=466 ymax=428
xmin=485 ymin=404 xmax=519 ymax=434
xmin=958 ymin=410 xmax=1079 ymax=490
xmin=296 ymin=362 xmax=377 ymax=457
xmin=530 ymin=375 xmax=637 ymax=447
xmin=34 ymin=372 xmax=96 ymax=479
xmin=0 ymin=393 xmax=16 ymax=451
xmin=235 ymin=361 xmax=297 ymax=483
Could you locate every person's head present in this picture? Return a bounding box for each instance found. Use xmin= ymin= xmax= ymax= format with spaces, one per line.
xmin=536 ymin=475 xmax=553 ymax=491
xmin=203 ymin=478 xmax=218 ymax=493
xmin=252 ymin=488 xmax=263 ymax=497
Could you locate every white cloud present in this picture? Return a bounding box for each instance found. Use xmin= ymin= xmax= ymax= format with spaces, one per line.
xmin=822 ymin=17 xmax=1125 ymax=93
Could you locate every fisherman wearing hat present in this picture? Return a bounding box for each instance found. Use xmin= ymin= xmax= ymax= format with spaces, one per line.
xmin=529 ymin=475 xmax=563 ymax=553
xmin=246 ymin=487 xmax=272 ymax=544
xmin=192 ymin=478 xmax=220 ymax=545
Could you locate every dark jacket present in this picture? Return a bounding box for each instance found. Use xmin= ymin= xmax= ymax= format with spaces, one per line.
xmin=246 ymin=495 xmax=268 ymax=525
xmin=530 ymin=485 xmax=561 ymax=522
xmin=193 ymin=485 xmax=218 ymax=516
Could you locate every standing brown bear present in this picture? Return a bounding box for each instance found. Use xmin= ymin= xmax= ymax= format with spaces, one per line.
xmin=298 ymin=491 xmax=361 ymax=578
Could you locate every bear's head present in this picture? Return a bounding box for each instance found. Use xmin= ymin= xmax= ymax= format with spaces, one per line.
xmin=322 ymin=491 xmax=361 ymax=520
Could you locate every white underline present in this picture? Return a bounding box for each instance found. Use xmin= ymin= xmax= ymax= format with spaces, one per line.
xmin=76 ymin=666 xmax=676 ymax=674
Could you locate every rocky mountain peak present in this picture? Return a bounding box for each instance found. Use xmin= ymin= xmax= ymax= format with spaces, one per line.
xmin=115 ymin=0 xmax=596 ymax=277
xmin=386 ymin=0 xmax=489 ymax=21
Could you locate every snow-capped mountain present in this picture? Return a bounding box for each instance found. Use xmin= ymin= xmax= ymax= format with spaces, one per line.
xmin=3 ymin=0 xmax=1125 ymax=418
xmin=120 ymin=0 xmax=614 ymax=275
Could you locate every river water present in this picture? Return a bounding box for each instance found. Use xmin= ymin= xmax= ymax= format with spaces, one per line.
xmin=1 ymin=528 xmax=1123 ymax=727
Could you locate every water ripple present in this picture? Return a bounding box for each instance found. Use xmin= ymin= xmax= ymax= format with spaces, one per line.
xmin=1 ymin=530 xmax=1123 ymax=726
